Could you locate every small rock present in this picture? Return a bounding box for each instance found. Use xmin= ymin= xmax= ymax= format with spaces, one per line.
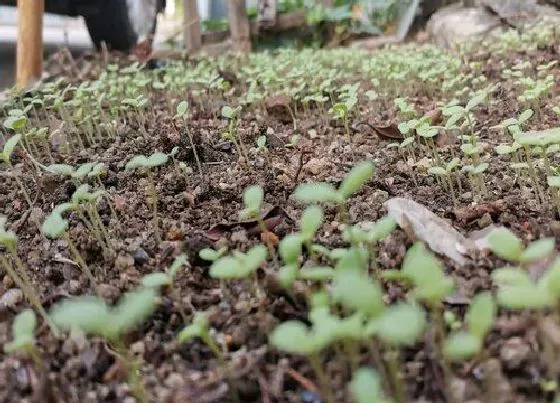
xmin=68 ymin=279 xmax=81 ymax=294
xmin=0 ymin=289 xmax=23 ymax=309
xmin=130 ymin=341 xmax=145 ymax=357
xmin=165 ymin=372 xmax=186 ymax=389
xmin=231 ymin=230 xmax=248 ymax=244
xmin=477 ymin=212 xmax=493 ymax=228
xmin=133 ymin=247 xmax=150 ymax=266
xmin=300 ymin=390 xmax=323 ymax=403
xmin=500 ymin=337 xmax=531 ymax=370
xmin=115 ymin=254 xmax=135 ymax=271
xmin=98 ymin=284 xmax=121 ymax=300
xmin=3 ymin=275 xmax=14 ymax=288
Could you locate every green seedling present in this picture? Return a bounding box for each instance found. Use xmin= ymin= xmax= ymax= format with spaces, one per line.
xmin=0 ymin=216 xmax=53 ymax=331
xmin=293 ymin=161 xmax=375 ymax=221
xmin=0 ymin=134 xmax=33 ymax=206
xmin=299 ymin=205 xmax=324 ymax=258
xmin=125 ymin=152 xmax=169 ymax=243
xmin=277 ymin=233 xmax=303 ymax=289
xmin=350 ymin=368 xmax=391 ymax=403
xmin=4 ymin=310 xmax=45 ymax=371
xmin=142 ymin=253 xmax=188 ymax=320
xmin=50 ymin=287 xmax=158 ymax=403
xmin=177 ymin=312 xmax=221 ymax=358
xmin=221 ymin=105 xmax=249 ymax=164
xmin=199 ymin=246 xmax=228 ymax=262
xmin=41 ymin=203 xmax=100 ymax=295
xmin=443 ymin=292 xmax=496 ymax=361
xmin=71 ymin=184 xmax=112 ymax=248
xmin=428 ymin=158 xmax=461 ymax=207
xmin=487 ymin=227 xmax=555 ymax=267
xmin=175 ymin=101 xmax=203 ymax=179
xmin=548 ymin=176 xmax=560 ymax=215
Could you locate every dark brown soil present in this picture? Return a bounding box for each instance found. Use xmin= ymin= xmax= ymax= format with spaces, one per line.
xmin=1 ymin=31 xmax=560 ymax=403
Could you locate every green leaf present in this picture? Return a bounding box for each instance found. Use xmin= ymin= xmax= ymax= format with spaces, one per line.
xmin=244 ymin=245 xmax=267 ymax=272
xmin=442 ymin=105 xmax=465 ymax=116
xmin=518 ymin=109 xmax=534 ymax=124
xmin=168 ymin=253 xmax=188 ymax=278
xmin=473 ymin=163 xmax=489 ymax=175
xmin=73 ymin=162 xmax=95 ymax=179
xmin=466 ymin=292 xmax=495 ymax=338
xmin=491 ymin=267 xmax=533 ymax=287
xmin=549 ymin=176 xmax=560 ymax=187
xmin=338 ymin=161 xmax=375 ymax=200
xmin=376 ymin=303 xmax=426 ymax=346
xmin=221 ymin=105 xmax=235 ymax=119
xmin=3 ymin=115 xmax=27 ymax=131
xmin=293 ymin=183 xmax=342 ymax=204
xmin=350 ymin=368 xmax=387 ymax=403
xmin=257 ymin=135 xmax=267 ymax=148
xmin=50 ymin=296 xmax=111 ymax=336
xmin=520 ymin=238 xmax=555 ymax=263
xmin=497 ymin=285 xmax=553 ymax=310
xmin=298 ymin=266 xmax=335 ymax=281
xmin=243 ymin=185 xmax=263 ymax=212
xmin=332 ymin=271 xmax=384 ymax=317
xmin=147 ymin=152 xmax=169 ymax=167
xmin=443 ymin=331 xmax=482 ymax=361
xmin=177 ymin=312 xmax=208 ymax=343
xmin=277 ymin=264 xmax=298 ymax=289
xmin=110 ymin=287 xmax=158 ymax=339
xmin=466 ymin=92 xmax=487 ymax=111
xmin=428 ymin=166 xmax=447 ymax=176
xmin=176 ymin=100 xmax=188 ymax=117
xmin=46 ymin=164 xmax=75 ymax=176
xmin=209 ymin=256 xmax=245 ymax=279
xmin=0 ymin=134 xmax=22 ymax=162
xmin=487 ymin=228 xmax=523 ymax=262
xmin=125 ymin=155 xmax=149 ymax=171
xmin=495 ymin=144 xmax=514 ymax=155
xmin=199 ymin=248 xmax=221 ymax=261
xmin=367 ymin=216 xmax=397 ymax=243
xmin=279 ymin=234 xmax=302 ymax=264
xmin=269 ymin=321 xmax=316 ymax=355
xmin=141 ymin=273 xmax=170 ymax=288
xmin=11 ymin=309 xmax=36 ymax=341
xmin=300 ymin=205 xmax=323 ymax=241
xmin=41 ymin=211 xmax=68 ymax=239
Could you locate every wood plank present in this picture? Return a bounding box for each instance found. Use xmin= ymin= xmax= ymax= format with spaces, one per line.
xmin=16 ymin=0 xmax=44 ymax=87
xmin=183 ymin=0 xmax=202 ymax=53
xmin=227 ymin=0 xmax=251 ymax=53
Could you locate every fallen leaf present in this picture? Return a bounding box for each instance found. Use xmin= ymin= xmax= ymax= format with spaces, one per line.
xmin=385 ymin=197 xmax=469 ymax=265
xmin=205 ymin=206 xmax=293 ymax=241
xmin=261 ymin=231 xmax=280 ymax=247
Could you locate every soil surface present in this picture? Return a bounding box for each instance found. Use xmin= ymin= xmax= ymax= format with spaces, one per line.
xmin=1 ymin=25 xmax=560 ymax=403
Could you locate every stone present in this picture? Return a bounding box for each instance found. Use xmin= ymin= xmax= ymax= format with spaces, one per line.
xmin=0 ymin=289 xmax=22 ymax=309
xmin=133 ymin=247 xmax=150 ymax=265
xmin=427 ymin=4 xmax=501 ymax=48
xmin=500 ymin=337 xmax=531 ymax=369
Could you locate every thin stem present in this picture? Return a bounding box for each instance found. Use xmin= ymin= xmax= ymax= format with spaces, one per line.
xmin=308 ymin=353 xmax=334 ymax=403
xmin=146 ymin=170 xmax=160 ymax=244
xmin=62 ymin=233 xmax=100 ymax=296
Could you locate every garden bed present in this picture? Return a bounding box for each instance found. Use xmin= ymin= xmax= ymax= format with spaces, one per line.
xmin=1 ymin=21 xmax=560 ymax=403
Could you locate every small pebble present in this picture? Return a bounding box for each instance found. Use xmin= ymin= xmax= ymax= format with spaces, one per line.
xmin=500 ymin=337 xmax=531 ymax=370
xmin=300 ymin=390 xmax=323 ymax=403
xmin=0 ymin=288 xmax=22 ymax=309
xmin=133 ymin=247 xmax=150 ymax=265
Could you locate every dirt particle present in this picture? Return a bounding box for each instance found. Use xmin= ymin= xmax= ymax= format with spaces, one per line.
xmin=500 ymin=337 xmax=531 ymax=370
xmin=133 ymin=247 xmax=150 ymax=266
xmin=0 ymin=288 xmax=23 ymax=309
xmin=115 ymin=254 xmax=135 ymax=271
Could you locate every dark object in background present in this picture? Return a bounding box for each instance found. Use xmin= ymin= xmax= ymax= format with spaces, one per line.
xmin=0 ymin=0 xmax=166 ymax=51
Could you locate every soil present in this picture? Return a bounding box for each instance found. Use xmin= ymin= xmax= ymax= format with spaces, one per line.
xmin=1 ymin=30 xmax=560 ymax=403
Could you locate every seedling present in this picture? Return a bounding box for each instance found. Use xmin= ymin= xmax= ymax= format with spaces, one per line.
xmin=41 ymin=203 xmax=100 ymax=294
xmin=4 ymin=309 xmax=45 ymax=371
xmin=142 ymin=253 xmax=188 ymax=320
xmin=221 ymin=105 xmax=249 ymax=164
xmin=0 ymin=216 xmax=52 ymax=331
xmin=175 ymin=101 xmax=203 ymax=179
xmin=487 ymin=227 xmax=555 ymax=268
xmin=293 ymin=161 xmax=375 ymax=221
xmin=428 ymin=158 xmax=461 ymax=207
xmin=350 ymin=368 xmax=391 ymax=403
xmin=443 ymin=292 xmax=496 ymax=361
xmin=50 ymin=287 xmax=158 ymax=403
xmin=0 ymin=134 xmax=33 ymax=206
xmin=125 ymin=152 xmax=170 ymax=243
xmin=199 ymin=246 xmax=228 ymax=262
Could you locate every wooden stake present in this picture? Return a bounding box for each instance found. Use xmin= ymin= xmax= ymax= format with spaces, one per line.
xmin=16 ymin=0 xmax=44 ymax=88
xmin=227 ymin=0 xmax=251 ymax=53
xmin=183 ymin=0 xmax=202 ymax=53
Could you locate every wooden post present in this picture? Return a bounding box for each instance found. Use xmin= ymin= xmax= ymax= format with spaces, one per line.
xmin=227 ymin=0 xmax=251 ymax=53
xmin=183 ymin=0 xmax=202 ymax=53
xmin=16 ymin=0 xmax=44 ymax=88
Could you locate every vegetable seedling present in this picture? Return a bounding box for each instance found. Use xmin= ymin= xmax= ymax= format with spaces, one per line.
xmin=125 ymin=152 xmax=169 ymax=243
xmin=4 ymin=310 xmax=45 ymax=370
xmin=175 ymin=101 xmax=203 ymax=179
xmin=487 ymin=227 xmax=555 ymax=268
xmin=0 ymin=134 xmax=33 ymax=206
xmin=142 ymin=253 xmax=188 ymax=320
xmin=50 ymin=287 xmax=158 ymax=403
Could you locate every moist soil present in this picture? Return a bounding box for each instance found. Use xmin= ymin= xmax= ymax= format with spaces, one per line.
xmin=1 ymin=39 xmax=560 ymax=403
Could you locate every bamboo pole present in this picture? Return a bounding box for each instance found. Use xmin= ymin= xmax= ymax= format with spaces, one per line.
xmin=183 ymin=0 xmax=202 ymax=53
xmin=16 ymin=0 xmax=44 ymax=88
xmin=227 ymin=0 xmax=251 ymax=53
